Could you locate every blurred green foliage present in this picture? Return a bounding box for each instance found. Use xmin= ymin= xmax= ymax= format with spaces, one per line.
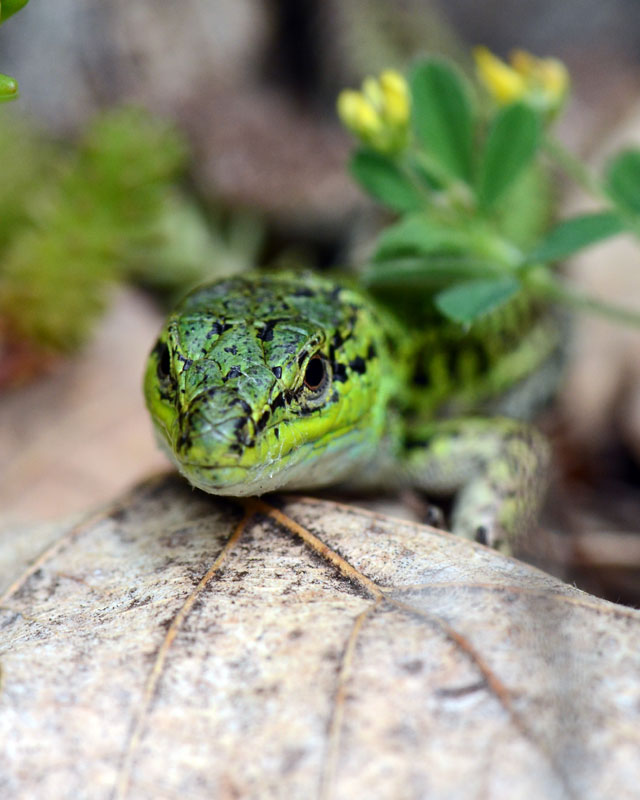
xmin=0 ymin=108 xmax=262 ymax=359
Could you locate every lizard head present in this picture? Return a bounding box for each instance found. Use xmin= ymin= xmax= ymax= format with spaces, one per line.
xmin=143 ymin=273 xmax=400 ymax=496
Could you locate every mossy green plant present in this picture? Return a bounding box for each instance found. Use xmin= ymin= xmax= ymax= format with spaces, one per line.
xmin=0 ymin=108 xmax=262 ymax=382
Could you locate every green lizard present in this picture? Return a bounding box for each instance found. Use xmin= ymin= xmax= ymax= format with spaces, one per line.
xmin=144 ymin=271 xmax=560 ymax=551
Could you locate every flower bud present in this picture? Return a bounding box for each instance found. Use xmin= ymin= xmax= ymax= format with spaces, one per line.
xmin=0 ymin=73 xmax=18 ymax=102
xmin=474 ymin=46 xmax=569 ymax=116
xmin=337 ymin=70 xmax=410 ymax=154
xmin=379 ymin=70 xmax=410 ymax=127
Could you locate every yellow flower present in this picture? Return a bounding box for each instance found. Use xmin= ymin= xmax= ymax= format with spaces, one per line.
xmin=473 ymin=47 xmax=526 ymax=105
xmin=473 ymin=46 xmax=569 ymax=114
xmin=337 ymin=90 xmax=383 ymax=140
xmin=379 ymin=70 xmax=410 ymax=127
xmin=337 ymin=70 xmax=410 ymax=154
xmin=362 ymin=76 xmax=385 ymax=112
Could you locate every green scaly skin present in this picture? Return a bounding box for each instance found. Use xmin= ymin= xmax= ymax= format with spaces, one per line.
xmin=144 ymin=272 xmax=558 ymax=551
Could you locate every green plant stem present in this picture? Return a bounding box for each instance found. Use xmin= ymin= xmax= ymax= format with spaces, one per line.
xmin=408 ymin=149 xmax=476 ymax=213
xmin=524 ymin=267 xmax=640 ymax=329
xmin=543 ymin=135 xmax=605 ymax=202
xmin=544 ymin=134 xmax=640 ymax=240
xmin=397 ymin=153 xmax=435 ymax=209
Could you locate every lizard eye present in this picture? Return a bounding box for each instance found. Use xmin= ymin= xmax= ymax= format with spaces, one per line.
xmin=304 ymin=356 xmax=328 ymax=393
xmin=156 ymin=341 xmax=171 ymax=380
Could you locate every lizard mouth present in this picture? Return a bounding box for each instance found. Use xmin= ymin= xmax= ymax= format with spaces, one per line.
xmin=174 ymin=459 xmax=283 ymax=497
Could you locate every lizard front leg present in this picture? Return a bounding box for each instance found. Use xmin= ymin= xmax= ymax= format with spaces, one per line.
xmin=401 ymin=417 xmax=550 ymax=552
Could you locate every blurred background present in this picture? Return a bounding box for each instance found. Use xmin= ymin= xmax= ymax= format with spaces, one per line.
xmin=1 ymin=0 xmax=640 ymax=604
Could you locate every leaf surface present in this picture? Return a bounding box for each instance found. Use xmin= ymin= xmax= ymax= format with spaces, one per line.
xmin=528 ymin=211 xmax=625 ymax=264
xmin=478 ymin=103 xmax=540 ymax=209
xmin=350 ymin=149 xmax=422 ymax=212
xmin=1 ymin=475 xmax=639 ymax=800
xmin=606 ymin=148 xmax=640 ymax=215
xmin=434 ymin=276 xmax=521 ymax=323
xmin=410 ymin=59 xmax=474 ymax=183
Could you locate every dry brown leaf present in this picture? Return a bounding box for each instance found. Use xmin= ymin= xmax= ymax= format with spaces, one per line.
xmin=1 ymin=474 xmax=639 ymax=800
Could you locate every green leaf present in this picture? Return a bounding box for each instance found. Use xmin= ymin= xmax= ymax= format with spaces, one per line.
xmin=350 ymin=149 xmax=422 ymax=212
xmin=478 ymin=103 xmax=541 ymax=209
xmin=527 ymin=211 xmax=625 ymax=264
xmin=606 ymin=149 xmax=640 ymax=216
xmin=364 ymin=256 xmax=502 ymax=291
xmin=0 ymin=0 xmax=29 ymax=24
xmin=494 ymin=164 xmax=553 ymax=249
xmin=373 ymin=215 xmax=473 ymax=261
xmin=406 ymin=153 xmax=445 ymax=192
xmin=0 ymin=73 xmax=18 ymax=102
xmin=410 ymin=59 xmax=474 ymax=183
xmin=434 ymin=277 xmax=521 ymax=323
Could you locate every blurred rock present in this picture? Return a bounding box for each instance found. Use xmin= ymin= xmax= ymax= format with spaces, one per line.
xmin=187 ymin=85 xmax=360 ymax=233
xmin=0 ymin=0 xmax=272 ymax=129
xmin=320 ymin=0 xmax=465 ymax=86
xmin=444 ymin=0 xmax=640 ymax=61
xmin=108 ymin=0 xmax=272 ymax=112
